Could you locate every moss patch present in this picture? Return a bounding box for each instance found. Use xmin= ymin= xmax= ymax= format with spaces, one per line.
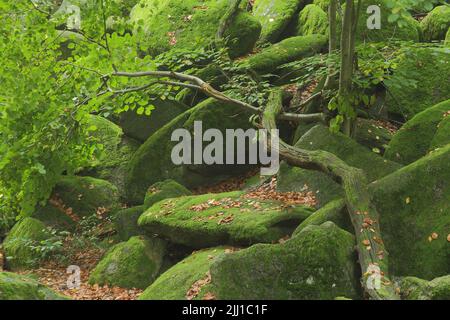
xmin=253 ymin=0 xmax=307 ymax=43
xmin=138 ymin=191 xmax=314 ymax=247
xmin=354 ymin=118 xmax=393 ymax=154
xmin=277 ymin=162 xmax=343 ymax=208
xmin=130 ymin=0 xmax=261 ymax=58
xmin=114 ymin=205 xmax=145 ymax=241
xmin=385 ymin=99 xmax=450 ymax=164
xmin=296 ymin=125 xmax=401 ymax=181
xmin=209 ymin=222 xmax=361 ymax=299
xmin=296 ymin=4 xmax=329 ymax=36
xmin=0 ymin=272 xmax=68 ymax=300
xmin=370 ymin=145 xmax=450 ymax=279
xmin=401 ymin=275 xmax=450 ymax=300
xmin=241 ymin=35 xmax=327 ymax=74
xmin=139 ymin=247 xmax=227 ymax=300
xmin=89 ymin=236 xmax=166 ymax=289
xmin=421 ymin=5 xmax=450 ymax=41
xmin=3 ymin=218 xmax=50 ymax=271
xmin=384 ymin=46 xmax=450 ymax=119
xmin=116 ymin=99 xmax=188 ymax=143
xmin=144 ymin=179 xmax=192 ymax=210
xmin=125 ymin=97 xmax=253 ymax=204
xmin=430 ymin=116 xmax=450 ymax=150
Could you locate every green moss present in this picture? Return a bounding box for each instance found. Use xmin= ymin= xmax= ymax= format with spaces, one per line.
xmin=430 ymin=116 xmax=450 ymax=150
xmin=3 ymin=218 xmax=50 ymax=271
xmin=33 ymin=204 xmax=77 ymax=231
xmin=401 ymin=276 xmax=450 ymax=300
xmin=370 ymin=145 xmax=450 ymax=279
xmin=144 ymin=179 xmax=192 ymax=210
xmin=138 ymin=191 xmax=314 ymax=247
xmin=277 ymin=162 xmax=343 ymax=207
xmin=339 ymin=0 xmax=420 ymax=43
xmin=209 ymin=222 xmax=361 ymax=299
xmin=46 ymin=176 xmax=120 ymax=219
xmin=139 ymin=247 xmax=227 ymax=300
xmin=293 ymin=199 xmax=353 ymax=234
xmin=421 ymin=5 xmax=450 ymax=41
xmin=296 ymin=4 xmax=329 ymax=36
xmin=89 ymin=236 xmax=166 ymax=289
xmin=0 ymin=272 xmax=68 ymax=300
xmin=114 ymin=205 xmax=145 ymax=241
xmin=82 ymin=115 xmax=140 ymax=198
xmin=385 ymin=99 xmax=450 ymax=164
xmin=445 ymin=27 xmax=450 ymax=46
xmin=253 ymin=0 xmax=307 ymax=43
xmin=125 ymin=97 xmax=252 ymax=204
xmin=354 ymin=118 xmax=393 ymax=154
xmin=117 ymin=99 xmax=188 ymax=143
xmin=130 ymin=0 xmax=260 ymax=58
xmin=296 ymin=125 xmax=401 ymax=181
xmin=385 ymin=47 xmax=450 ymax=119
xmin=241 ymin=35 xmax=327 ymax=74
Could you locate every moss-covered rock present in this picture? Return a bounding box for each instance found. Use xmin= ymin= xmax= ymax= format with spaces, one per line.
xmin=277 ymin=162 xmax=343 ymax=207
xmin=430 ymin=116 xmax=450 ymax=150
xmin=241 ymin=35 xmax=327 ymax=74
xmin=209 ymin=222 xmax=361 ymax=299
xmin=130 ymin=0 xmax=261 ymax=58
xmin=296 ymin=4 xmax=328 ymax=36
xmin=138 ymin=191 xmax=314 ymax=248
xmin=89 ymin=236 xmax=166 ymax=289
xmin=116 ymin=99 xmax=188 ymax=143
xmin=125 ymin=97 xmax=253 ymax=203
xmin=293 ymin=199 xmax=353 ymax=234
xmin=385 ymin=99 xmax=450 ymax=164
xmin=421 ymin=5 xmax=450 ymax=42
xmin=340 ymin=0 xmax=420 ymax=43
xmin=114 ymin=205 xmax=145 ymax=241
xmin=139 ymin=247 xmax=227 ymax=300
xmin=0 ymin=272 xmax=68 ymax=300
xmin=400 ymin=275 xmax=450 ymax=300
xmin=3 ymin=218 xmax=50 ymax=271
xmin=253 ymin=0 xmax=307 ymax=43
xmin=384 ymin=47 xmax=450 ymax=120
xmin=82 ymin=115 xmax=140 ymax=197
xmin=370 ymin=145 xmax=450 ymax=279
xmin=445 ymin=27 xmax=450 ymax=46
xmin=353 ymin=118 xmax=394 ymax=154
xmin=296 ymin=125 xmax=401 ymax=181
xmin=38 ymin=176 xmax=120 ymax=224
xmin=144 ymin=179 xmax=192 ymax=210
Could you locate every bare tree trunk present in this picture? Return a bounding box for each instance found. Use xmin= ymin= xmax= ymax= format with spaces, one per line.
xmin=216 ymin=0 xmax=243 ymax=42
xmin=324 ymin=0 xmax=338 ymax=90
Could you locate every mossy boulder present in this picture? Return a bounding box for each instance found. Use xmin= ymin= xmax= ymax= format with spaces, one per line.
xmin=138 ymin=191 xmax=314 ymax=248
xmin=241 ymin=35 xmax=327 ymax=74
xmin=82 ymin=115 xmax=140 ymax=197
xmin=116 ymin=99 xmax=188 ymax=143
xmin=385 ymin=99 xmax=450 ymax=165
xmin=400 ymin=275 xmax=450 ymax=300
xmin=296 ymin=4 xmax=329 ymax=36
xmin=445 ymin=27 xmax=450 ymax=46
xmin=340 ymin=0 xmax=420 ymax=43
xmin=130 ymin=0 xmax=261 ymax=58
xmin=353 ymin=118 xmax=393 ymax=154
xmin=125 ymin=97 xmax=253 ymax=204
xmin=209 ymin=222 xmax=361 ymax=299
xmin=0 ymin=272 xmax=68 ymax=300
xmin=370 ymin=145 xmax=450 ymax=279
xmin=421 ymin=5 xmax=450 ymax=42
xmin=293 ymin=199 xmax=353 ymax=234
xmin=277 ymin=162 xmax=343 ymax=208
xmin=3 ymin=218 xmax=50 ymax=271
xmin=144 ymin=179 xmax=192 ymax=210
xmin=89 ymin=236 xmax=166 ymax=289
xmin=430 ymin=116 xmax=450 ymax=149
xmin=139 ymin=247 xmax=227 ymax=300
xmin=296 ymin=125 xmax=401 ymax=181
xmin=384 ymin=47 xmax=450 ymax=120
xmin=114 ymin=205 xmax=145 ymax=241
xmin=253 ymin=0 xmax=307 ymax=43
